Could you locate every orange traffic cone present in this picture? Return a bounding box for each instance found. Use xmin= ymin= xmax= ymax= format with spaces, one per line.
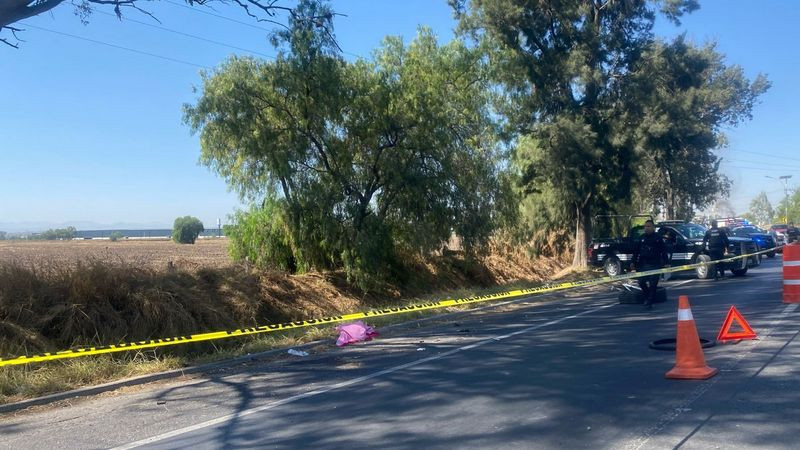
xmin=665 ymin=295 xmax=718 ymax=380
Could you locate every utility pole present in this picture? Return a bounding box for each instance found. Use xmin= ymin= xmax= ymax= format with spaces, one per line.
xmin=767 ymin=175 xmax=793 ymax=223
xmin=779 ymin=175 xmax=792 ymax=223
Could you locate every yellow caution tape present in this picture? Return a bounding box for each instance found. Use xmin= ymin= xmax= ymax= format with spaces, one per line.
xmin=0 ymin=245 xmax=781 ymax=368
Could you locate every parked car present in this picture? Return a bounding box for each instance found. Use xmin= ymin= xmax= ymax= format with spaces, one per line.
xmin=588 ymin=214 xmax=654 ymax=276
xmin=787 ymin=224 xmax=800 ymax=243
xmin=730 ymin=226 xmax=777 ymax=258
xmin=770 ymin=224 xmax=790 ymax=251
xmin=589 ymin=219 xmax=760 ymax=278
xmin=659 ymin=222 xmax=760 ymax=278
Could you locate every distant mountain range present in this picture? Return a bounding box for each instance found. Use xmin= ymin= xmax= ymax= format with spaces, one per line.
xmin=0 ymin=221 xmax=173 ymax=233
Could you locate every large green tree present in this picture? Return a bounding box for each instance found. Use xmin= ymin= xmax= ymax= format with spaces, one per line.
xmin=746 ymin=192 xmax=774 ymax=227
xmin=775 ymin=189 xmax=800 ymax=224
xmin=185 ymin=0 xmax=506 ymax=288
xmin=626 ymin=37 xmax=769 ymax=219
xmin=453 ymin=0 xmax=699 ymax=267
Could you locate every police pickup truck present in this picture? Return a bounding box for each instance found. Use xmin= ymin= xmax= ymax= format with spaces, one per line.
xmin=589 ymin=219 xmax=760 ymax=278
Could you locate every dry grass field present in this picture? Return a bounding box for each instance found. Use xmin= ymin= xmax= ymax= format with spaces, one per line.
xmin=0 ymin=238 xmax=232 ymax=271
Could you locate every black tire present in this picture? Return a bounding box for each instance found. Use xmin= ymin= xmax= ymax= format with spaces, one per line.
xmin=650 ymin=338 xmax=716 ymax=351
xmin=603 ymin=256 xmax=622 ymax=277
xmin=654 ymin=287 xmax=667 ymax=303
xmin=618 ymin=289 xmax=642 ymax=304
xmin=695 ymin=254 xmax=712 ymax=280
xmin=768 ymin=251 xmax=776 ymax=258
xmin=618 ymin=287 xmax=666 ymax=304
xmin=731 ymin=267 xmax=748 ymax=277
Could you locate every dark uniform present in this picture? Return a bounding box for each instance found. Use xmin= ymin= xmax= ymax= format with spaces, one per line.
xmin=632 ymin=232 xmax=669 ymax=306
xmin=663 ymin=231 xmax=676 ymax=264
xmin=702 ymin=226 xmax=730 ymax=279
xmin=788 ymin=224 xmax=800 ymax=243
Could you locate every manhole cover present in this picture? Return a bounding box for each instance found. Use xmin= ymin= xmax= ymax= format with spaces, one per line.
xmin=649 ymin=338 xmax=716 ymax=351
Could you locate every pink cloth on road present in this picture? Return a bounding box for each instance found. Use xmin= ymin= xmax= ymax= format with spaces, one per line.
xmin=335 ymin=321 xmax=379 ymax=346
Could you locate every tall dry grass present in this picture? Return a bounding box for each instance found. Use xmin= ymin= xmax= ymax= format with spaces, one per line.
xmin=0 ymin=259 xmax=289 ymax=357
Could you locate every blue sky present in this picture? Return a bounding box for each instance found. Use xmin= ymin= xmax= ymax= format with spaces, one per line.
xmin=0 ymin=0 xmax=797 ymax=230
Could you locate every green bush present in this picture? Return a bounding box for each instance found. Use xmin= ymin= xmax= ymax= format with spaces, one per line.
xmin=109 ymin=231 xmax=124 ymax=242
xmin=33 ymin=227 xmax=77 ymax=240
xmin=225 ymin=201 xmax=297 ymax=272
xmin=172 ymin=216 xmax=204 ymax=244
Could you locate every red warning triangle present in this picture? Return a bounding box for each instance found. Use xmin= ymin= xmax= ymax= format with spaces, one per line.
xmin=717 ymin=306 xmax=757 ymax=342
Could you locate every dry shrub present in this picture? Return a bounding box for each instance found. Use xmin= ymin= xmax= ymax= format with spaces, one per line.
xmin=0 ymin=259 xmax=287 ymax=357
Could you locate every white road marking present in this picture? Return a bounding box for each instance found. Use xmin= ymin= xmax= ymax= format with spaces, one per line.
xmin=624 ymin=303 xmax=799 ymax=450
xmin=113 ymin=302 xmax=617 ymax=449
xmin=671 ymin=279 xmax=695 ymax=288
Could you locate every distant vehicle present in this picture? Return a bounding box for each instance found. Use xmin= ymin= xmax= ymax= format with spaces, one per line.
xmin=714 ymin=217 xmax=750 ymax=229
xmin=781 ymin=224 xmax=800 ymax=243
xmin=660 ymin=222 xmax=760 ymax=279
xmin=589 ymin=218 xmax=760 ymax=278
xmin=588 ymin=214 xmax=651 ymax=277
xmin=730 ymin=226 xmax=777 ymax=258
xmin=770 ymin=224 xmax=790 ymax=251
xmin=791 ymin=225 xmax=800 ymax=243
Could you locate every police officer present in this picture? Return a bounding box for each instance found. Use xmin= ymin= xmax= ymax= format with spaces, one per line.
xmin=702 ymin=222 xmax=730 ymax=280
xmin=631 ymin=220 xmax=669 ymax=309
xmin=788 ymin=222 xmax=799 ymax=243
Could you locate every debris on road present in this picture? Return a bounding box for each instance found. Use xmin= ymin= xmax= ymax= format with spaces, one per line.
xmin=335 ymin=321 xmax=379 ymax=347
xmin=288 ymin=349 xmax=309 ymax=357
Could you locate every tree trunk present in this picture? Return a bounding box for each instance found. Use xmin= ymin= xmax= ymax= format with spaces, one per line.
xmin=572 ymin=202 xmax=591 ymax=268
xmin=666 ymin=186 xmax=675 ymax=220
xmin=664 ymin=167 xmax=675 ymax=220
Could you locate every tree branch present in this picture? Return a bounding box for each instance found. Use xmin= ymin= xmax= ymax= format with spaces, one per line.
xmin=243 ymin=0 xmax=293 ymax=17
xmin=0 ymin=37 xmax=19 ymax=48
xmin=0 ymin=0 xmax=300 ymax=46
xmin=230 ymin=0 xmax=290 ymax=30
xmin=0 ymin=25 xmax=23 ymax=48
xmin=80 ymin=0 xmax=163 ymax=24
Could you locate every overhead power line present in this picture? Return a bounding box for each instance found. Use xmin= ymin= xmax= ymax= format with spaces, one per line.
xmin=161 ymin=0 xmax=364 ymax=60
xmin=726 ymin=148 xmax=800 ymax=163
xmin=22 ymin=23 xmax=212 ymax=69
xmin=94 ymin=9 xmax=276 ymax=59
xmin=162 ymin=0 xmax=274 ymax=32
xmin=723 ymin=158 xmax=800 ymax=170
xmin=724 ymin=165 xmax=799 ymax=173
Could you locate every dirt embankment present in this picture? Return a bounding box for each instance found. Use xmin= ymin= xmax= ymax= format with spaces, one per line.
xmin=0 ymin=239 xmax=569 ymax=357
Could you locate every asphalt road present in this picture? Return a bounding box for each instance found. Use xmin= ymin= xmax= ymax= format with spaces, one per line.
xmin=1 ymin=256 xmax=798 ymax=449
